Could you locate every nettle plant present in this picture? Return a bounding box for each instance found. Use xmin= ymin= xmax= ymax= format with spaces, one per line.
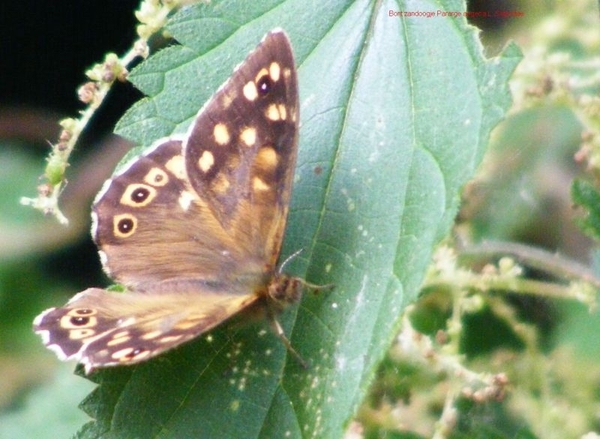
xmin=22 ymin=1 xmax=600 ymax=438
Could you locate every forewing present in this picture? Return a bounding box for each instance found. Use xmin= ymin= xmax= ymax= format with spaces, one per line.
xmin=184 ymin=30 xmax=299 ymax=268
xmin=93 ymin=31 xmax=298 ymax=287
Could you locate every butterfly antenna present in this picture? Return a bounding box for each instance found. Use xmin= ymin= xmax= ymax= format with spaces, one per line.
xmin=279 ymin=249 xmax=335 ymax=293
xmin=278 ymin=248 xmax=304 ymax=274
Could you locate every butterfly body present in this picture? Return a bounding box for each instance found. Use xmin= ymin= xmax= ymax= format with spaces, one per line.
xmin=34 ymin=30 xmax=303 ymax=373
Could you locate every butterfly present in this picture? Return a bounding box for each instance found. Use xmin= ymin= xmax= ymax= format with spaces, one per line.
xmin=33 ymin=29 xmax=311 ymax=374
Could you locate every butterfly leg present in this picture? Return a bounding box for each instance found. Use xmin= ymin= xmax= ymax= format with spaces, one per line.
xmin=266 ymin=308 xmax=308 ymax=369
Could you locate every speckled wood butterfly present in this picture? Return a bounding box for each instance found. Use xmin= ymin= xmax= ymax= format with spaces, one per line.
xmin=34 ymin=29 xmax=308 ymax=373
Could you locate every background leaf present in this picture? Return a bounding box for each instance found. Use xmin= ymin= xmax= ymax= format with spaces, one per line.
xmin=66 ymin=0 xmax=519 ymax=437
xmin=0 ymin=365 xmax=93 ymax=439
xmin=572 ymin=178 xmax=600 ymax=243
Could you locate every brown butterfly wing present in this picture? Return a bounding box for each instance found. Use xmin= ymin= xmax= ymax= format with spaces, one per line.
xmin=33 ymin=30 xmax=300 ymax=370
xmin=92 ymin=139 xmax=253 ymax=288
xmin=184 ymin=30 xmax=299 ymax=270
xmin=93 ymin=30 xmax=298 ymax=288
xmin=34 ymin=283 xmax=259 ymax=373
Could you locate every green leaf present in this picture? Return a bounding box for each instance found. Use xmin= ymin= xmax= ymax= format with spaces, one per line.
xmin=572 ymin=178 xmax=600 ymax=242
xmin=75 ymin=1 xmax=520 ymax=438
xmin=0 ymin=364 xmax=94 ymax=439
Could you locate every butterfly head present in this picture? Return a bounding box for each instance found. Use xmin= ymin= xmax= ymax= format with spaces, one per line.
xmin=267 ymin=274 xmax=303 ymax=308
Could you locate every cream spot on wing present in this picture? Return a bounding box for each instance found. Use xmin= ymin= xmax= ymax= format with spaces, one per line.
xmin=269 ymin=62 xmax=281 ymax=82
xmin=119 ymin=317 xmax=136 ymax=326
xmin=129 ymin=350 xmax=151 ymax=361
xmin=178 ymin=190 xmax=195 ymax=211
xmin=111 ymin=347 xmax=134 ymax=359
xmin=211 ymin=173 xmax=230 ymax=195
xmin=113 ymin=214 xmax=137 ymax=238
xmin=221 ymin=92 xmax=234 ymax=109
xmin=240 ymin=127 xmax=256 ymax=147
xmin=66 ymin=307 xmax=97 ymax=316
xmin=144 ymin=167 xmax=169 ymax=187
xmin=255 ymin=68 xmax=269 ymax=83
xmin=198 ymin=150 xmax=215 ymax=173
xmin=266 ymin=104 xmax=280 ymax=121
xmin=243 ymin=81 xmax=258 ymax=101
xmin=214 ymin=123 xmax=230 ymax=145
xmin=141 ymin=330 xmax=162 ymax=340
xmin=107 ymin=334 xmax=132 ymax=346
xmin=256 ymin=146 xmax=278 ymax=171
xmin=120 ymin=184 xmax=156 ymax=207
xmin=278 ymin=104 xmax=287 ymax=120
xmin=158 ymin=335 xmax=184 ymax=344
xmin=165 ymin=154 xmax=186 ymax=180
xmin=283 ymin=68 xmax=291 ymax=80
xmin=253 ymin=177 xmax=270 ymax=192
